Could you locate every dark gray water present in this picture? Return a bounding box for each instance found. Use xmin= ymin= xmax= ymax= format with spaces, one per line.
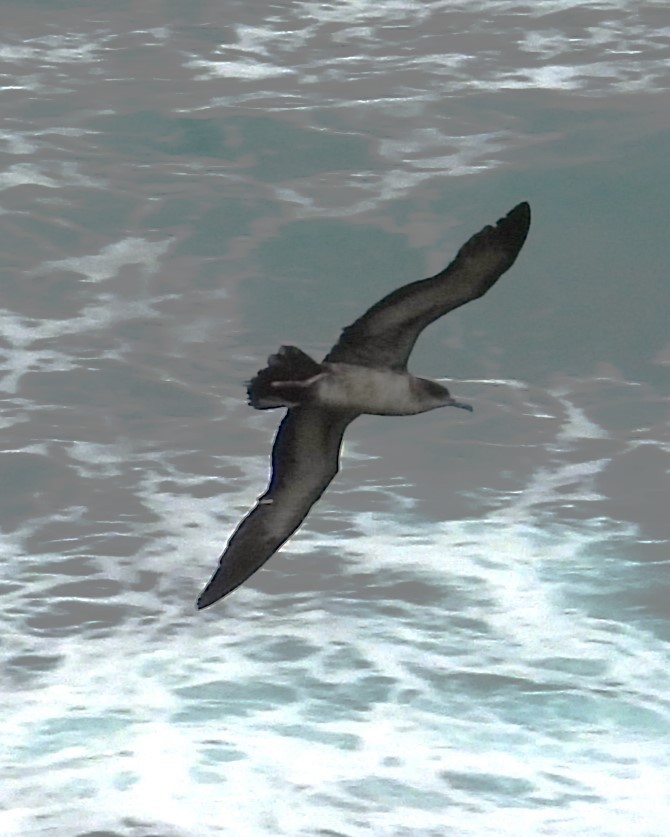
xmin=2 ymin=1 xmax=669 ymax=834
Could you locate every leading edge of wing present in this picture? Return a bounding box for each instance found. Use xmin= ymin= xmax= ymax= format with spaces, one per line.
xmin=196 ymin=406 xmax=355 ymax=609
xmin=324 ymin=202 xmax=531 ymax=370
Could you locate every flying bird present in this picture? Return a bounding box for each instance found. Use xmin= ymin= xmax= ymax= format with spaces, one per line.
xmin=197 ymin=202 xmax=531 ymax=609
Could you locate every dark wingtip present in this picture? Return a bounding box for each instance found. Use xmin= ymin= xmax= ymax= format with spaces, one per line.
xmin=196 ymin=587 xmax=218 ymax=610
xmin=500 ymin=201 xmax=531 ymax=245
xmin=196 ymin=571 xmax=225 ymax=610
xmin=461 ymin=200 xmax=531 ymax=259
xmin=197 ymin=563 xmax=242 ymax=610
xmin=462 ymin=200 xmax=529 ymax=268
xmin=510 ymin=200 xmax=530 ymax=217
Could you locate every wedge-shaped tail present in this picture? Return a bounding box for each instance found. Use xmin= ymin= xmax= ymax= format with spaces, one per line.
xmin=247 ymin=345 xmax=323 ymax=410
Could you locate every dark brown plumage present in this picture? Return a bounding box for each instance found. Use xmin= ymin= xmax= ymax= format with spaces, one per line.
xmin=197 ymin=202 xmax=531 ymax=609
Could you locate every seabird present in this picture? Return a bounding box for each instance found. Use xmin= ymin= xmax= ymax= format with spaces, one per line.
xmin=197 ymin=201 xmax=531 ymax=609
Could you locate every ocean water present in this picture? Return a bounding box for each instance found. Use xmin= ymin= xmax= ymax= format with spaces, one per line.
xmin=2 ymin=1 xmax=669 ymax=834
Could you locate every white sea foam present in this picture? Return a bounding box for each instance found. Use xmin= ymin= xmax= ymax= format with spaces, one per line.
xmin=2 ymin=1 xmax=669 ymax=834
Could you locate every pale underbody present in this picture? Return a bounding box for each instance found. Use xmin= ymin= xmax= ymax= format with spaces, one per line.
xmin=272 ymin=361 xmax=468 ymax=416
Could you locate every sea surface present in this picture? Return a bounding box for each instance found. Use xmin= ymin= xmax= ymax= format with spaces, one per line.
xmin=1 ymin=1 xmax=669 ymax=835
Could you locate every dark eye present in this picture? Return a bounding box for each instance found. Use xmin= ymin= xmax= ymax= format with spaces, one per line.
xmin=428 ymin=381 xmax=448 ymax=399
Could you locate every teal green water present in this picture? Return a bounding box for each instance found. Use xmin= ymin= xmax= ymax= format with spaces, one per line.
xmin=1 ymin=2 xmax=669 ymax=835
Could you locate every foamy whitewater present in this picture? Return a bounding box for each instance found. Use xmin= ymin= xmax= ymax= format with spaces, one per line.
xmin=1 ymin=1 xmax=669 ymax=835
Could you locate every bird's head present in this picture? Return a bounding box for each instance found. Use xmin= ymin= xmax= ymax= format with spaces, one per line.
xmin=417 ymin=378 xmax=473 ymax=412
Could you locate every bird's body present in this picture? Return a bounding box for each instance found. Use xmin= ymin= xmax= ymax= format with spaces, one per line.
xmin=197 ymin=202 xmax=531 ymax=610
xmin=272 ymin=360 xmax=464 ymax=416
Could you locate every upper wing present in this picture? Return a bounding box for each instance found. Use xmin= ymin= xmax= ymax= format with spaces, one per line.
xmin=196 ymin=406 xmax=356 ymax=609
xmin=324 ymin=202 xmax=531 ymax=370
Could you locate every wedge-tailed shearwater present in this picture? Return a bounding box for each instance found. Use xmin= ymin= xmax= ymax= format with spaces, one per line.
xmin=197 ymin=201 xmax=531 ymax=609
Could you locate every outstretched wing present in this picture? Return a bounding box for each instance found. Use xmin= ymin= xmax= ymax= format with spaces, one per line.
xmin=324 ymin=202 xmax=531 ymax=371
xmin=197 ymin=406 xmax=356 ymax=609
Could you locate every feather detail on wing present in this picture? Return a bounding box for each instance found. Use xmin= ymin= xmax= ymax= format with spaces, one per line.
xmin=197 ymin=406 xmax=356 ymax=609
xmin=324 ymin=202 xmax=531 ymax=370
